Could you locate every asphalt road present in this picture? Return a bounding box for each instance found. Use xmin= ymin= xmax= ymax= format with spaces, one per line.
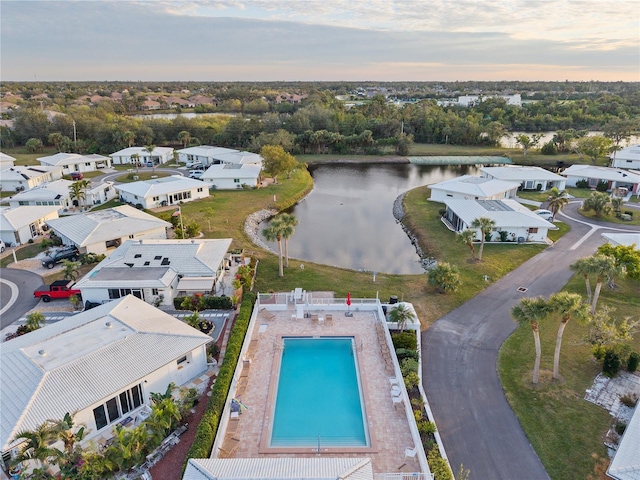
xmin=0 ymin=269 xmax=43 ymax=329
xmin=422 ymin=202 xmax=640 ymax=480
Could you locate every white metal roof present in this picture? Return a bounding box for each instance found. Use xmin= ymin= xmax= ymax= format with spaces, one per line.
xmin=75 ymin=238 xmax=232 ymax=289
xmin=211 ymin=151 xmax=263 ymax=165
xmin=607 ymin=404 xmax=640 ymax=480
xmin=0 ymin=152 xmax=16 ymax=162
xmin=115 ymin=175 xmax=208 ymax=198
xmin=561 ymin=165 xmax=640 ymax=183
xmin=613 ymin=144 xmax=640 ymax=162
xmin=45 ymin=205 xmax=170 ymax=247
xmin=109 ymin=146 xmax=174 ymax=157
xmin=429 ymin=175 xmax=520 ymax=197
xmin=0 ymin=295 xmax=211 ymax=452
xmin=1 ymin=165 xmax=62 ymax=181
xmin=201 ymin=163 xmax=262 ymax=180
xmin=0 ymin=205 xmax=59 ymax=230
xmin=445 ymin=199 xmax=557 ymax=229
xmin=183 ymin=457 xmax=374 ymax=480
xmin=601 ymin=233 xmax=640 ymax=250
xmin=480 ymin=165 xmax=565 ymax=181
xmin=38 ymin=152 xmax=109 ymax=167
xmin=177 ymin=146 xmax=239 ymax=157
xmin=9 ymin=179 xmax=74 ymax=201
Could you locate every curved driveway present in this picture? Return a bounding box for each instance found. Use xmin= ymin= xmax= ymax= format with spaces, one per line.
xmin=0 ymin=269 xmax=43 ymax=329
xmin=422 ymin=202 xmax=640 ymax=479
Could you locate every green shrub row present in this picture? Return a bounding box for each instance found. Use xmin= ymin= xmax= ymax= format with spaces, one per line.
xmin=173 ymin=295 xmax=233 ymax=310
xmin=427 ymin=449 xmax=454 ymax=480
xmin=182 ymin=292 xmax=256 ymax=471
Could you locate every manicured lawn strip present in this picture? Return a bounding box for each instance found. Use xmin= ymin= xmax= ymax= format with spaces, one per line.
xmin=63 ymin=171 xmax=104 ymax=180
xmin=90 ymin=198 xmax=122 ymax=211
xmin=547 ymin=222 xmax=570 ymax=243
xmin=516 ymin=191 xmax=549 ymax=202
xmin=3 ymin=146 xmax=58 ymax=165
xmin=578 ymin=208 xmax=640 ymax=226
xmin=0 ymin=243 xmax=44 ymax=268
xmin=565 ymin=187 xmax=596 ymax=198
xmin=183 ymin=292 xmax=255 ymax=470
xmin=115 ymin=172 xmax=171 ymax=182
xmin=499 ymin=274 xmax=640 ymax=480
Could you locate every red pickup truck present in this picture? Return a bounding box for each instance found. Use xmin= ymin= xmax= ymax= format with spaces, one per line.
xmin=34 ymin=280 xmax=82 ymax=302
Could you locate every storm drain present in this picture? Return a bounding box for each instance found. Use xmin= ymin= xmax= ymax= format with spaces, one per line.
xmin=517 ymin=287 xmax=528 ymax=293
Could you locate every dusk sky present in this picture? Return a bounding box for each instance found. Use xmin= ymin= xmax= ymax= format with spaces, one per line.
xmin=1 ymin=0 xmax=639 ymax=82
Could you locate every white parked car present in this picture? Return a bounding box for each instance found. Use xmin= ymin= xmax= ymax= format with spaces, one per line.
xmin=534 ymin=209 xmax=554 ymax=222
xmin=189 ymin=170 xmax=204 ymax=179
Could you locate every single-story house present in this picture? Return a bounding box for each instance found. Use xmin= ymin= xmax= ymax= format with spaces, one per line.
xmin=428 ymin=175 xmax=520 ymax=202
xmin=0 ymin=295 xmax=211 ymax=473
xmin=45 ymin=205 xmax=171 ymax=255
xmin=8 ymin=179 xmax=116 ymax=213
xmin=601 ymin=233 xmax=640 ymax=250
xmin=109 ymin=146 xmax=174 ymax=165
xmin=443 ymin=199 xmax=557 ymax=243
xmin=183 ymin=458 xmax=374 ymax=480
xmin=480 ymin=165 xmax=566 ymax=191
xmin=116 ymin=175 xmax=209 ymax=209
xmin=38 ymin=152 xmax=112 ymax=174
xmin=8 ymin=179 xmax=75 ymax=212
xmin=0 ymin=165 xmax=64 ymax=193
xmin=561 ymin=165 xmax=640 ymax=193
xmin=607 ymin=403 xmax=640 ymax=480
xmin=0 ymin=206 xmax=59 ymax=246
xmin=0 ymin=152 xmax=15 ymax=169
xmin=610 ymin=144 xmax=640 ymax=170
xmin=201 ymin=163 xmax=262 ymax=189
xmin=75 ymin=238 xmax=233 ymax=306
xmin=176 ymin=146 xmax=262 ymax=167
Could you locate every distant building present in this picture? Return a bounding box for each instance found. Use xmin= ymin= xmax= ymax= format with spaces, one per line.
xmin=109 ymin=146 xmax=174 ymax=165
xmin=0 ymin=205 xmax=59 ymax=246
xmin=561 ymin=165 xmax=640 ymax=193
xmin=201 ymin=163 xmax=262 ymax=190
xmin=610 ymin=144 xmax=640 ymax=170
xmin=0 ymin=165 xmax=64 ymax=193
xmin=176 ymin=146 xmax=262 ymax=167
xmin=428 ymin=175 xmax=520 ymax=202
xmin=0 ymin=152 xmax=16 ymax=169
xmin=115 ymin=175 xmax=209 ymax=209
xmin=38 ymin=152 xmax=111 ymax=174
xmin=480 ymin=165 xmax=566 ymax=191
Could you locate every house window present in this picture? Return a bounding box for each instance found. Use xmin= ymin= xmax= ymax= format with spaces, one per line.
xmin=92 ymin=384 xmax=144 ymax=431
xmin=18 ymin=201 xmax=29 ymax=205
xmin=153 ymin=196 xmax=159 ymax=201
xmin=197 ymin=188 xmax=203 ymax=193
xmin=152 ymin=288 xmax=159 ymax=295
xmin=234 ymin=178 xmax=240 ymax=183
xmin=177 ymin=355 xmax=187 ymax=365
xmin=529 ymin=228 xmax=539 ymax=233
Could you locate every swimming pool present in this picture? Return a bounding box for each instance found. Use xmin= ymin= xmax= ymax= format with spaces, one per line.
xmin=270 ymin=337 xmax=369 ymax=448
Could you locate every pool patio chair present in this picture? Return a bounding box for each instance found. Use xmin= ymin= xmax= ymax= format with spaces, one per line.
xmin=325 ymin=314 xmax=333 ymax=324
xmin=260 ymin=308 xmax=277 ymax=321
xmin=404 ymin=446 xmax=418 ymax=459
xmin=392 ymin=395 xmax=403 ymax=409
xmin=311 ymin=314 xmax=319 ymax=323
xmin=389 ymin=376 xmax=400 ymax=386
xmin=218 ymin=436 xmax=240 ymax=458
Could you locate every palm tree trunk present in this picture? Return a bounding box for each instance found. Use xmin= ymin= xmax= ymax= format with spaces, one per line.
xmin=277 ymin=236 xmax=284 ymax=277
xmin=532 ymin=326 xmax=541 ymax=384
xmin=478 ymin=238 xmax=485 ymax=260
xmin=553 ymin=319 xmax=568 ymax=379
xmin=591 ymin=278 xmax=603 ymax=313
xmin=583 ymin=274 xmax=592 ymax=304
xmin=284 ymin=238 xmax=290 ymax=268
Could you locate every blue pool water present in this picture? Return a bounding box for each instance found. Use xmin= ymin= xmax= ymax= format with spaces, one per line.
xmin=270 ymin=337 xmax=368 ymax=447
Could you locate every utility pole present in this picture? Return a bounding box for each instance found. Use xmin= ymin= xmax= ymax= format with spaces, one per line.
xmin=72 ymin=120 xmax=77 ymax=151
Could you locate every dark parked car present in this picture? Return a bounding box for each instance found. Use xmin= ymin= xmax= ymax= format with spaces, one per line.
xmin=41 ymin=246 xmax=80 ymax=269
xmin=70 ymin=172 xmax=84 ymax=180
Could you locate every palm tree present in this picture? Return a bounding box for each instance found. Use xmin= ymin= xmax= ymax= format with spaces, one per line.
xmin=388 ymin=303 xmax=417 ymax=332
xmin=25 ymin=311 xmax=45 ymax=332
xmin=570 ymin=256 xmax=597 ymax=304
xmin=546 ymin=187 xmax=569 ymax=221
xmin=470 ymin=217 xmax=496 ymax=261
xmin=177 ymin=130 xmax=192 ymax=148
xmin=130 ymin=153 xmax=140 ymax=173
xmin=11 ymin=421 xmax=62 ymax=472
xmin=144 ymin=144 xmax=156 ymax=172
xmin=458 ymin=229 xmax=476 ymax=261
xmin=590 ymin=255 xmax=622 ymax=313
xmin=582 ymin=191 xmax=613 ymax=218
xmin=263 ymin=217 xmax=285 ymax=277
xmin=548 ymin=292 xmax=589 ymax=380
xmin=511 ymin=296 xmax=549 ymax=384
xmin=68 ymin=181 xmax=85 ymax=210
xmin=62 ymin=259 xmax=80 ymax=282
xmin=278 ymin=213 xmax=298 ymax=268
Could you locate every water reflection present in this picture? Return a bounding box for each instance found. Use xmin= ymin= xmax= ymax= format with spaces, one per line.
xmin=262 ymin=163 xmax=477 ymax=274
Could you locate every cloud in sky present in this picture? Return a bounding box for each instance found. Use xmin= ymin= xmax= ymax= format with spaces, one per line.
xmin=1 ymin=0 xmax=638 ymax=81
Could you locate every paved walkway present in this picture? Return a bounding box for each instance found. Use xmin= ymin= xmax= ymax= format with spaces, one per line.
xmin=422 ymin=202 xmax=640 ymax=479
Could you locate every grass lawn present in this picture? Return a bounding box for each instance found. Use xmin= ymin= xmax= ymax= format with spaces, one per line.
xmin=63 ymin=171 xmax=104 ymax=180
xmin=115 ymin=172 xmax=171 ymax=183
xmin=565 ymin=187 xmax=597 ymax=198
xmin=2 ymin=146 xmax=58 ymax=165
xmin=548 ymin=221 xmax=570 ymax=242
xmin=579 ymin=208 xmax=640 ymax=226
xmin=499 ymin=274 xmax=640 ymax=480
xmin=0 ymin=243 xmax=44 ymax=268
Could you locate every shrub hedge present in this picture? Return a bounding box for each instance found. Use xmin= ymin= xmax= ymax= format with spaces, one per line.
xmin=182 ymin=292 xmax=256 ymax=471
xmin=173 ymin=295 xmax=233 ymax=310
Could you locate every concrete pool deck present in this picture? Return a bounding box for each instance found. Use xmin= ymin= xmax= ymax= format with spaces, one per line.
xmin=214 ymin=301 xmax=425 ymax=475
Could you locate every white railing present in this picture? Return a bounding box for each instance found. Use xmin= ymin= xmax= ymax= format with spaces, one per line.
xmin=375 ymin=473 xmax=434 ymax=480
